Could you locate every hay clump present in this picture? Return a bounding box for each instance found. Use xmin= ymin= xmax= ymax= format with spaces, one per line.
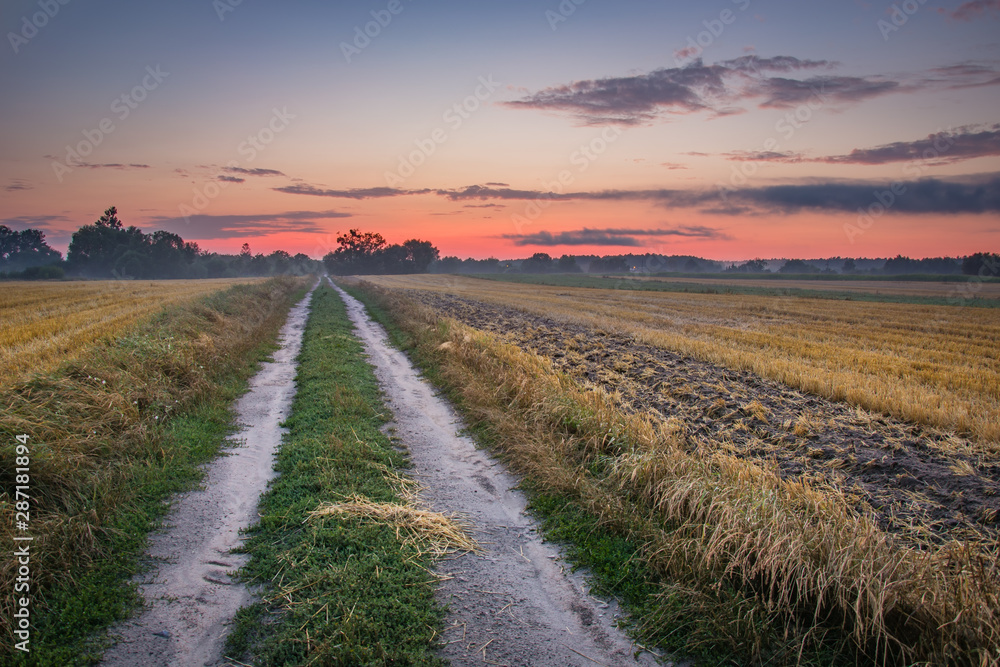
xmin=309 ymin=495 xmax=478 ymax=557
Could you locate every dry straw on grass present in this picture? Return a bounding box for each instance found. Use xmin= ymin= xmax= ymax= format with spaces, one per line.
xmin=349 ymin=279 xmax=1000 ymax=666
xmin=0 ymin=277 xmax=306 ymax=655
xmin=309 ymin=494 xmax=478 ymax=557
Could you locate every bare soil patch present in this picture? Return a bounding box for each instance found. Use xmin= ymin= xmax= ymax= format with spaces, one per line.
xmin=415 ymin=293 xmax=1000 ymax=548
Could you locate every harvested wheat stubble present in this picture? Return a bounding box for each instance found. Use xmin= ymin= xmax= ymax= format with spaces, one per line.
xmin=0 ymin=279 xmax=257 ymax=386
xmin=363 ymin=274 xmax=1000 ymax=447
xmin=414 ymin=293 xmax=1000 ymax=551
xmin=628 ymin=276 xmax=1000 ymax=299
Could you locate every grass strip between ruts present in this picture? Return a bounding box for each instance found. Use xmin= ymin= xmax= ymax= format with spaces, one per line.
xmin=226 ymin=283 xmax=444 ymax=666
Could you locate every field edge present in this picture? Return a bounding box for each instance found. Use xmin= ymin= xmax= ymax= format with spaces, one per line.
xmin=0 ymin=276 xmax=310 ymax=665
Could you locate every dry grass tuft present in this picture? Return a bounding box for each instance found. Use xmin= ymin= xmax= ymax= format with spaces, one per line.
xmin=310 ymin=495 xmax=478 ymax=557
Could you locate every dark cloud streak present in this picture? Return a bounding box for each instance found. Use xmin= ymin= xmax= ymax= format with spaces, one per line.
xmin=147 ymin=210 xmax=352 ymax=240
xmin=726 ymin=176 xmax=1000 ymax=214
xmin=276 ymin=173 xmax=1000 ymax=216
xmin=223 ymin=166 xmax=286 ymax=177
xmin=819 ymin=125 xmax=1000 ymax=165
xmin=503 ymin=226 xmax=727 ymax=247
xmin=503 ymin=56 xmax=1000 ymax=125
xmin=274 ymin=184 xmax=427 ymax=199
xmin=503 ymin=57 xmax=895 ymax=125
xmin=941 ymin=0 xmax=1000 ymax=20
xmin=74 ymin=163 xmax=150 ymax=170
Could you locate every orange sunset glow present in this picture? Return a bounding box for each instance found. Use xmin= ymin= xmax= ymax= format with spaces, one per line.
xmin=2 ymin=0 xmax=998 ymax=261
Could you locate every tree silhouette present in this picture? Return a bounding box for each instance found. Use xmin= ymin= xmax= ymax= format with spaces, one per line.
xmin=322 ymin=229 xmax=438 ymax=275
xmin=0 ymin=225 xmax=62 ymax=271
xmin=95 ymin=206 xmax=124 ymax=230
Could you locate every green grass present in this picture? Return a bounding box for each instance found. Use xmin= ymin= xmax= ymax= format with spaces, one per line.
xmin=25 ymin=399 xmax=263 ymax=665
xmin=225 ymin=284 xmax=444 ymax=666
xmin=471 ymin=273 xmax=1000 ymax=307
xmin=0 ymin=277 xmax=309 ymax=665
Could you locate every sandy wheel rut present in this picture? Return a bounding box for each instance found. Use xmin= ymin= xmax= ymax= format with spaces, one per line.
xmin=100 ymin=284 xmax=317 ymax=667
xmin=333 ymin=281 xmax=661 ymax=667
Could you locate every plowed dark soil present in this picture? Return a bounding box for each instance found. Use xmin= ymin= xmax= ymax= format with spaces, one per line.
xmin=413 ymin=292 xmax=1000 ymax=547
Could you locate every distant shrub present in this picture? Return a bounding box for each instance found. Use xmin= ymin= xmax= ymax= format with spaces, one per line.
xmin=777 ymin=259 xmax=820 ymax=274
xmin=962 ymin=252 xmax=1000 ymax=278
xmin=16 ymin=264 xmax=65 ymax=280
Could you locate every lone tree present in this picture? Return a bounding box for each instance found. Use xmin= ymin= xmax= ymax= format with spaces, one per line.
xmin=95 ymin=206 xmax=124 ymax=229
xmin=402 ymin=239 xmax=439 ymax=273
xmin=67 ymin=206 xmax=199 ymax=278
xmin=68 ymin=206 xmax=144 ymax=277
xmin=323 ymin=229 xmax=386 ymax=274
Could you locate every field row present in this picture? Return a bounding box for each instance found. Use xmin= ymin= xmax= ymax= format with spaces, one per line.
xmin=0 ymin=279 xmax=257 ymax=386
xmin=417 ymin=292 xmax=999 ymax=548
xmin=635 ymin=276 xmax=1000 ymax=298
xmin=366 ymin=275 xmax=1000 ymax=446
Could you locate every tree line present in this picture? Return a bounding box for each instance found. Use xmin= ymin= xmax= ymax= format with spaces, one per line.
xmin=2 ymin=209 xmax=997 ymax=280
xmin=725 ymin=255 xmax=999 ymax=276
xmin=2 ymin=207 xmax=332 ymax=279
xmin=432 ymin=253 xmax=1000 ymax=277
xmin=0 ymin=225 xmax=63 ymax=277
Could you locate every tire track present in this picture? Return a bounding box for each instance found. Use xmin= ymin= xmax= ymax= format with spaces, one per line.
xmin=100 ymin=283 xmax=317 ymax=667
xmin=332 ymin=280 xmax=663 ymax=667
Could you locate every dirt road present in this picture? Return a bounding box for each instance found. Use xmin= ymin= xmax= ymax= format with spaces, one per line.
xmin=100 ymin=278 xmax=663 ymax=666
xmin=100 ymin=284 xmax=317 ymax=667
xmin=333 ymin=281 xmax=663 ymax=667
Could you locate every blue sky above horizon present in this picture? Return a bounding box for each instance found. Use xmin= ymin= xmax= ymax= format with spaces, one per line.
xmin=2 ymin=0 xmax=998 ymax=260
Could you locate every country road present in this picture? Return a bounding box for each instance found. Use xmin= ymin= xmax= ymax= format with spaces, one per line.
xmin=100 ymin=284 xmax=317 ymax=667
xmin=332 ymin=279 xmax=661 ymax=667
xmin=99 ymin=279 xmax=662 ymax=666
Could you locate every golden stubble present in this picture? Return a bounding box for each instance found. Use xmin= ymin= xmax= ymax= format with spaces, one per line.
xmin=0 ymin=279 xmax=259 ymax=386
xmin=362 ymin=275 xmax=1000 ymax=449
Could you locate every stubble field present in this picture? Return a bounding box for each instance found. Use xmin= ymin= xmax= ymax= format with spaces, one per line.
xmin=0 ymin=279 xmax=259 ymax=386
xmin=365 ymin=274 xmax=1000 ymax=446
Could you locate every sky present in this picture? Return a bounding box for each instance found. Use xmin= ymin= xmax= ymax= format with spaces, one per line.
xmin=1 ymin=0 xmax=999 ymax=261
